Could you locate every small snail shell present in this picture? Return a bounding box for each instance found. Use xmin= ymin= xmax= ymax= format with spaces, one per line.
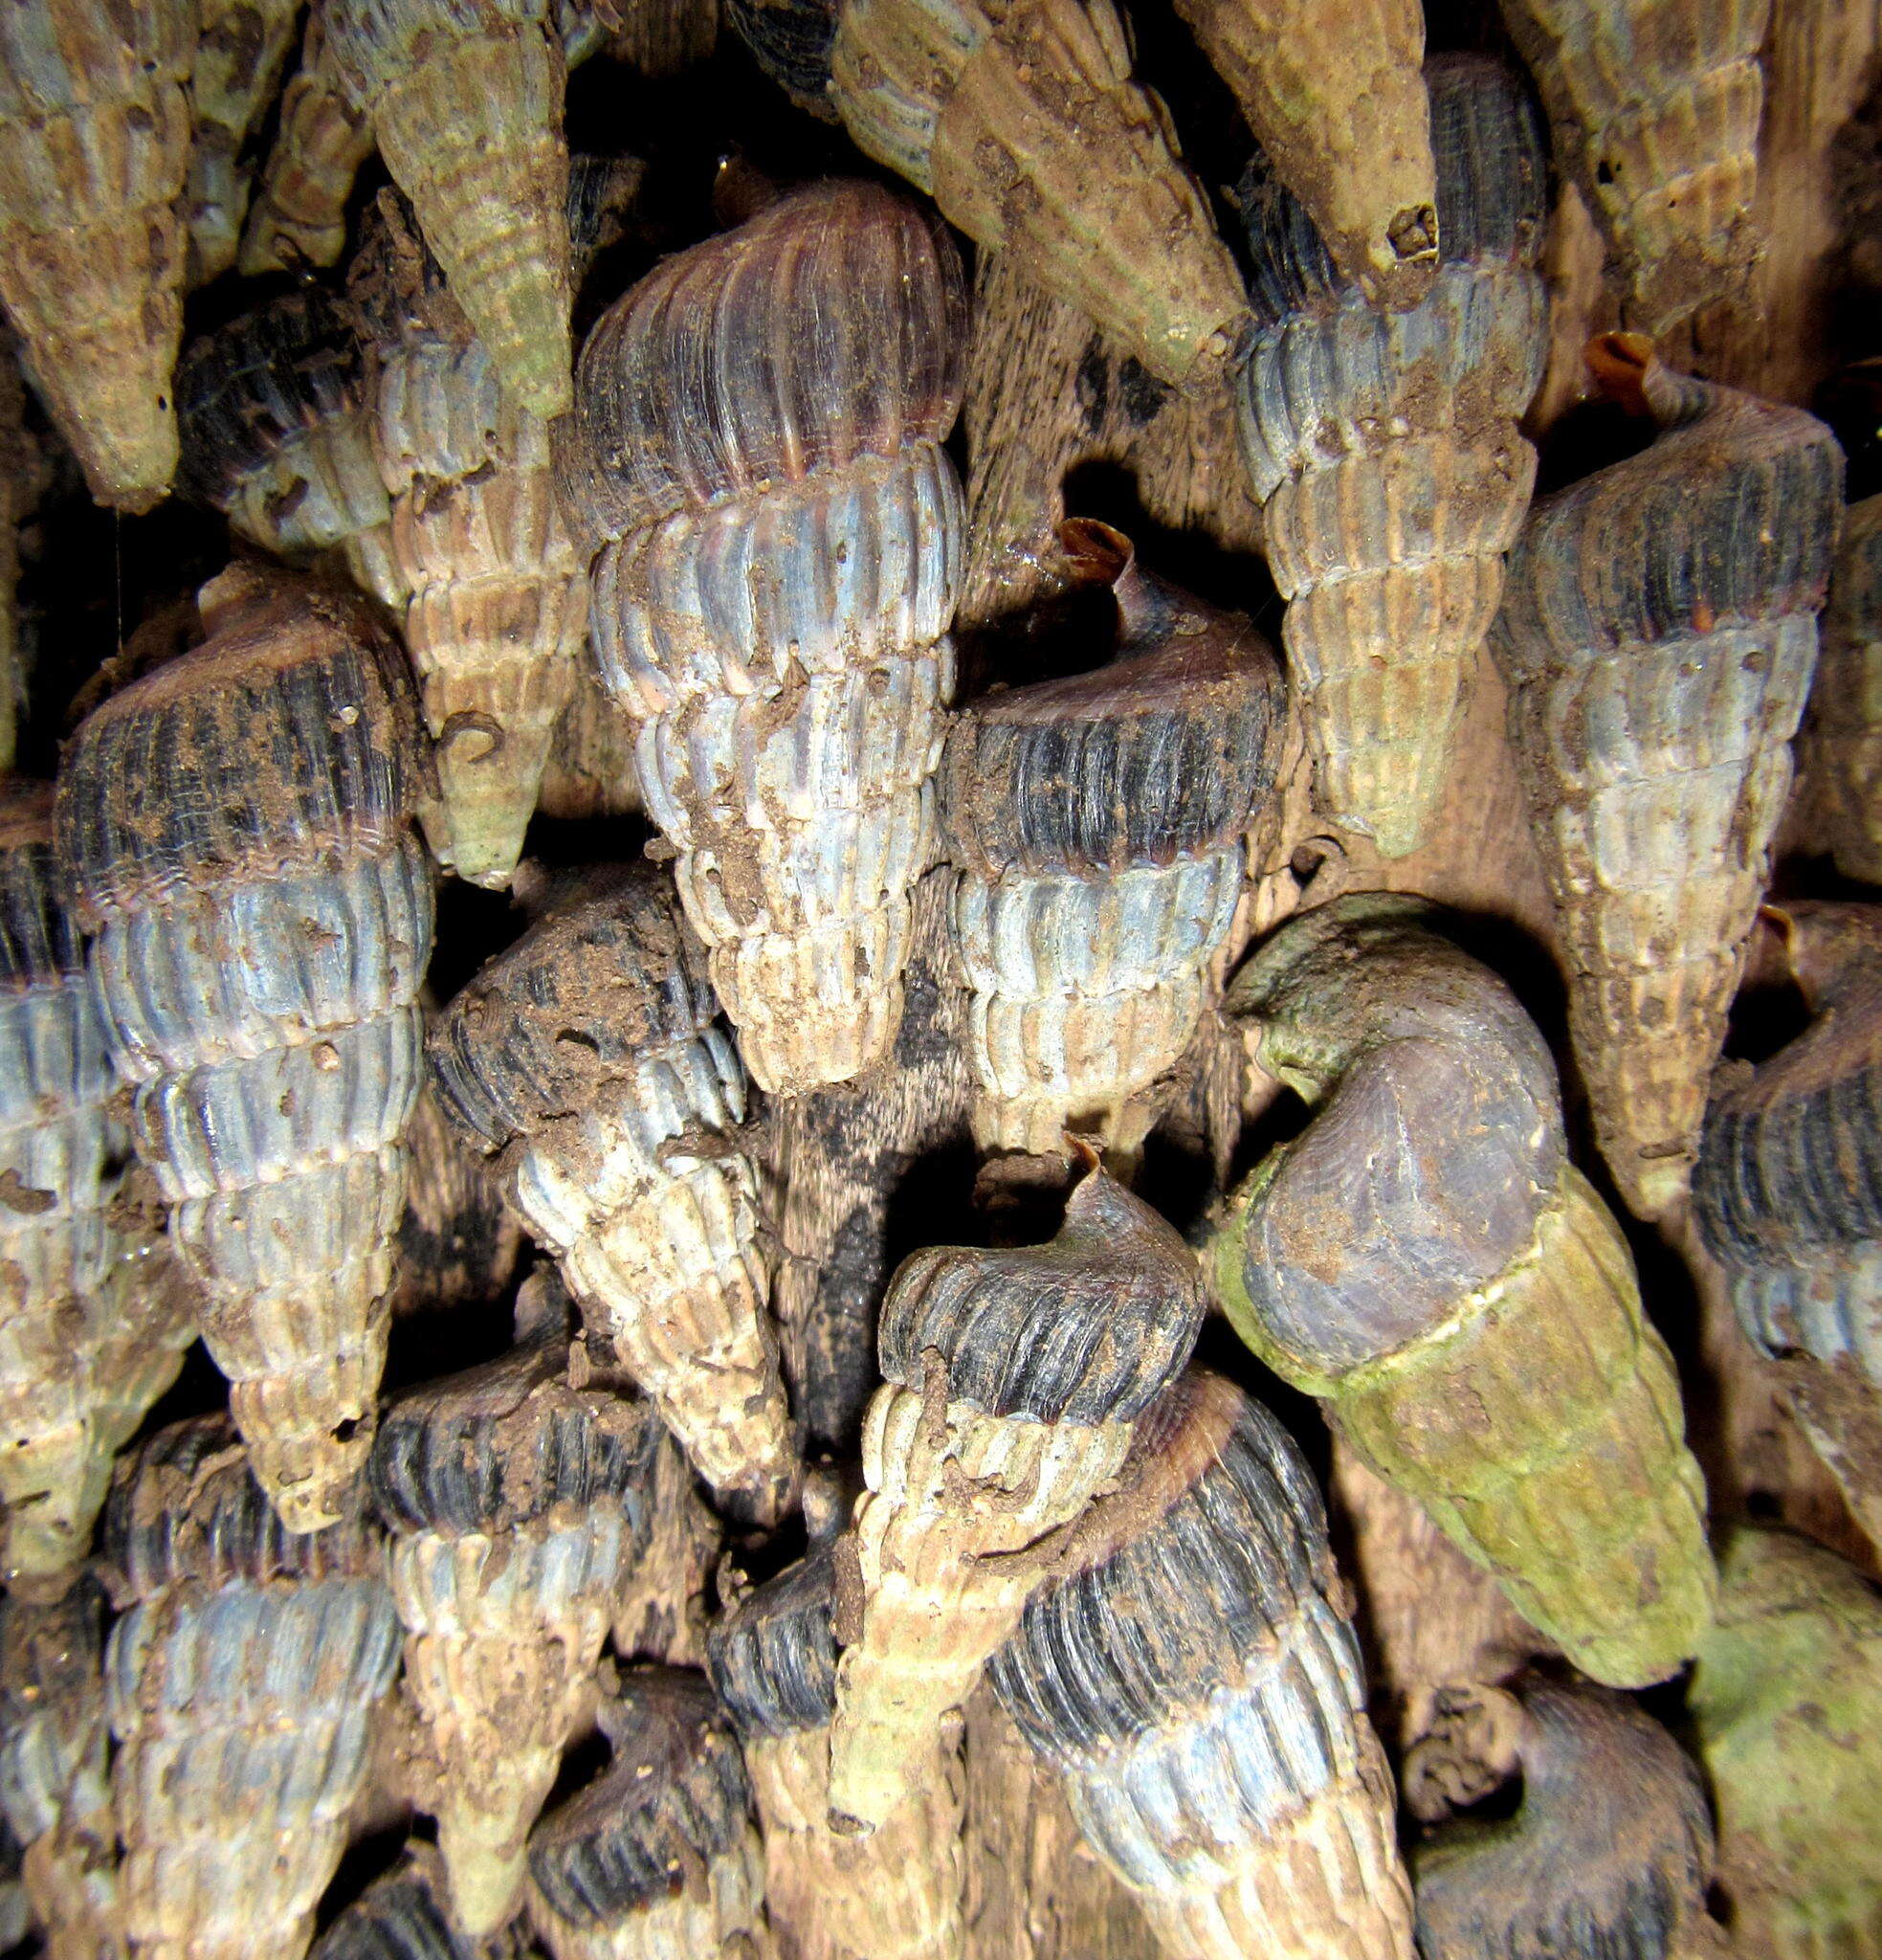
xmin=709 ymin=1547 xmax=967 ymax=1960
xmin=430 ymin=864 xmax=794 ymax=1524
xmin=1689 ymin=1527 xmax=1882 ymax=1960
xmin=828 ymin=1161 xmax=1204 ymax=1831
xmin=940 ymin=522 xmax=1286 ymax=1161
xmin=986 ymin=1370 xmax=1414 ymax=1960
xmin=526 ymin=1669 xmax=770 ymax=1960
xmin=369 ymin=1339 xmax=666 ymax=1936
xmin=1210 ymin=895 xmax=1716 ymax=1686
xmin=564 ymin=178 xmax=966 ymax=1096
xmin=1237 ymin=54 xmax=1550 ymax=858
xmin=1490 ymin=335 xmax=1844 ymax=1220
xmin=1801 ymin=497 xmax=1882 ymax=884
xmin=313 ymin=1845 xmax=534 ymax=1959
xmin=184 ymin=0 xmax=302 ymax=284
xmin=56 ymin=566 xmax=435 ymax=1535
xmin=103 ymin=1415 xmax=402 ymax=1960
xmin=176 ymin=286 xmax=405 ymax=609
xmin=0 ymin=0 xmax=194 ymax=510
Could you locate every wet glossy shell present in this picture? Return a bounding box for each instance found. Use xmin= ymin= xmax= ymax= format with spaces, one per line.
xmin=185 ymin=0 xmax=302 ymax=283
xmin=1802 ymin=496 xmax=1882 ymax=884
xmin=1237 ymin=55 xmax=1549 ymax=858
xmin=1491 ymin=341 xmax=1843 ymax=1219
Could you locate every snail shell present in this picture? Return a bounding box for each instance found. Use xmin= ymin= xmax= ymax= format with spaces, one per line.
xmin=1211 ymin=895 xmax=1716 ymax=1686
xmin=526 ymin=1668 xmax=769 ymax=1960
xmin=185 ymin=0 xmax=302 ymax=284
xmin=0 ymin=338 xmax=33 ymax=774
xmin=368 ymin=1339 xmax=665 ymax=1936
xmin=103 ymin=1414 xmax=402 ymax=1960
xmin=430 ymin=864 xmax=793 ymax=1524
xmin=1801 ymin=496 xmax=1882 ymax=884
xmin=828 ymin=1162 xmax=1204 ymax=1830
xmin=55 ymin=567 xmax=434 ymax=1535
xmin=724 ymin=0 xmax=839 ymax=115
xmin=1408 ymin=1677 xmax=1721 ymax=1960
xmin=1490 ymin=335 xmax=1844 ymax=1220
xmin=612 ymin=1420 xmax=721 ymax=1667
xmin=1237 ymin=54 xmax=1549 ymax=858
xmin=708 ymin=1547 xmax=967 ymax=1960
xmin=564 ymin=178 xmax=966 ymax=1096
xmin=176 ymin=286 xmax=405 ymax=609
xmin=0 ymin=784 xmax=195 ymax=1592
xmin=313 ymin=1845 xmax=535 ymax=1959
xmin=1689 ymin=1527 xmax=1882 ymax=1960
xmin=0 ymin=0 xmax=193 ymax=511
xmin=1495 ymin=0 xmax=1766 ymax=333
xmin=939 ymin=523 xmax=1287 ymax=1161
xmin=986 ymin=1369 xmax=1414 ymax=1960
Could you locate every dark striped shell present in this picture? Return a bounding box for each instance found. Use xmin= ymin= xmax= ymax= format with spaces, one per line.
xmin=312 ymin=1849 xmax=531 ymax=1960
xmin=723 ymin=0 xmax=840 ymax=114
xmin=0 ymin=784 xmax=80 ymax=989
xmin=706 ymin=1546 xmax=841 ymax=1741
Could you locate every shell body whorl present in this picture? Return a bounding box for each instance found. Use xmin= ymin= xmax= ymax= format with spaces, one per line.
xmin=987 ymin=1370 xmax=1415 ymax=1960
xmin=1802 ymin=496 xmax=1882 ymax=884
xmin=55 ymin=569 xmax=434 ymax=1536
xmin=568 ymin=180 xmax=967 ymax=1096
xmin=1491 ymin=342 xmax=1843 ymax=1220
xmin=1212 ymin=897 xmax=1716 ymax=1686
xmin=1236 ymin=54 xmax=1549 ymax=858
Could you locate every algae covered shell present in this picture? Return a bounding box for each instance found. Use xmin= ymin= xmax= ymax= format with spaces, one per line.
xmin=1801 ymin=495 xmax=1882 ymax=885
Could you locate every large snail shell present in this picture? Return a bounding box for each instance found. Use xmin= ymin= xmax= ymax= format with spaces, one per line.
xmin=829 ymin=1164 xmax=1204 ymax=1830
xmin=1408 ymin=1677 xmax=1720 ymax=1960
xmin=1495 ymin=0 xmax=1766 ymax=333
xmin=565 ymin=179 xmax=966 ymax=1096
xmin=1212 ymin=896 xmax=1716 ymax=1686
xmin=177 ymin=286 xmax=404 ymax=608
xmin=1490 ymin=336 xmax=1844 ymax=1220
xmin=1689 ymin=1527 xmax=1882 ymax=1960
xmin=0 ymin=785 xmax=194 ymax=1592
xmin=55 ymin=567 xmax=434 ymax=1536
xmin=103 ymin=1415 xmax=402 ymax=1960
xmin=0 ymin=0 xmax=193 ymax=511
xmin=709 ymin=1548 xmax=967 ymax=1960
xmin=1802 ymin=496 xmax=1882 ymax=884
xmin=430 ymin=865 xmax=793 ymax=1524
xmin=939 ymin=523 xmax=1286 ymax=1160
xmin=824 ymin=0 xmax=1247 ymax=385
xmin=1237 ymin=54 xmax=1549 ymax=858
xmin=314 ymin=1845 xmax=534 ymax=1960
xmin=987 ymin=1370 xmax=1414 ymax=1960
xmin=185 ymin=0 xmax=302 ymax=283
xmin=369 ymin=1340 xmax=664 ymax=1936
xmin=527 ymin=1669 xmax=769 ymax=1960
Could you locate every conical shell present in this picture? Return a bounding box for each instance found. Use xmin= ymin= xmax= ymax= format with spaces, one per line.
xmin=526 ymin=1669 xmax=769 ymax=1960
xmin=1689 ymin=1527 xmax=1882 ymax=1960
xmin=0 ymin=785 xmax=195 ymax=1592
xmin=369 ymin=1341 xmax=664 ymax=1936
xmin=0 ymin=0 xmax=193 ymax=511
xmin=987 ymin=1370 xmax=1414 ymax=1960
xmin=829 ymin=1164 xmax=1204 ymax=1830
xmin=351 ymin=159 xmax=644 ymax=889
xmin=55 ymin=567 xmax=434 ymax=1535
xmin=1236 ymin=55 xmax=1549 ymax=857
xmin=1407 ymin=1677 xmax=1721 ymax=1960
xmin=103 ymin=1415 xmax=402 ymax=1960
xmin=184 ymin=0 xmax=302 ymax=283
xmin=709 ymin=1547 xmax=967 ymax=1960
xmin=177 ymin=287 xmax=404 ymax=608
xmin=564 ymin=179 xmax=967 ymax=1095
xmin=323 ymin=0 xmax=575 ymax=416
xmin=313 ymin=1845 xmax=535 ymax=1960
xmin=1211 ymin=895 xmax=1716 ymax=1685
xmin=827 ymin=0 xmax=1246 ymax=385
xmin=1490 ymin=336 xmax=1844 ymax=1219
xmin=1496 ymin=0 xmax=1767 ymax=333
xmin=431 ymin=865 xmax=794 ymax=1523
xmin=939 ymin=523 xmax=1286 ymax=1158
xmin=1802 ymin=496 xmax=1882 ymax=883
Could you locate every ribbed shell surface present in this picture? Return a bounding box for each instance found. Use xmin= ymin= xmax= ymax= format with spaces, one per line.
xmin=183 ymin=0 xmax=303 ymax=285
xmin=724 ymin=0 xmax=840 ymax=111
xmin=707 ymin=1545 xmax=841 ymax=1740
xmin=0 ymin=1577 xmax=109 ymax=1849
xmin=1804 ymin=496 xmax=1882 ymax=883
xmin=313 ymin=1853 xmax=527 ymax=1960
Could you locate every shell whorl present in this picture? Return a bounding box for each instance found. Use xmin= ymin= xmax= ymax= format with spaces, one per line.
xmin=313 ymin=1849 xmax=527 ymax=1960
xmin=1804 ymin=495 xmax=1882 ymax=884
xmin=0 ymin=1573 xmax=109 ymax=1845
xmin=707 ymin=1545 xmax=842 ymax=1742
xmin=182 ymin=0 xmax=304 ymax=286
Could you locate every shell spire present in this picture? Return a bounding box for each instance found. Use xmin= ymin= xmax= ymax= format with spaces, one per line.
xmin=55 ymin=566 xmax=435 ymax=1534
xmin=430 ymin=865 xmax=795 ymax=1523
xmin=368 ymin=1339 xmax=665 ymax=1935
xmin=1801 ymin=496 xmax=1882 ymax=883
xmin=564 ymin=178 xmax=967 ymax=1095
xmin=986 ymin=1370 xmax=1415 ymax=1960
xmin=1491 ymin=335 xmax=1843 ymax=1219
xmin=1209 ymin=896 xmax=1716 ymax=1686
xmin=1236 ymin=54 xmax=1550 ymax=858
xmin=103 ymin=1415 xmax=402 ymax=1960
xmin=184 ymin=0 xmax=303 ymax=283
xmin=939 ymin=523 xmax=1287 ymax=1160
xmin=828 ymin=1161 xmax=1205 ymax=1830
xmin=0 ymin=0 xmax=194 ymax=510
